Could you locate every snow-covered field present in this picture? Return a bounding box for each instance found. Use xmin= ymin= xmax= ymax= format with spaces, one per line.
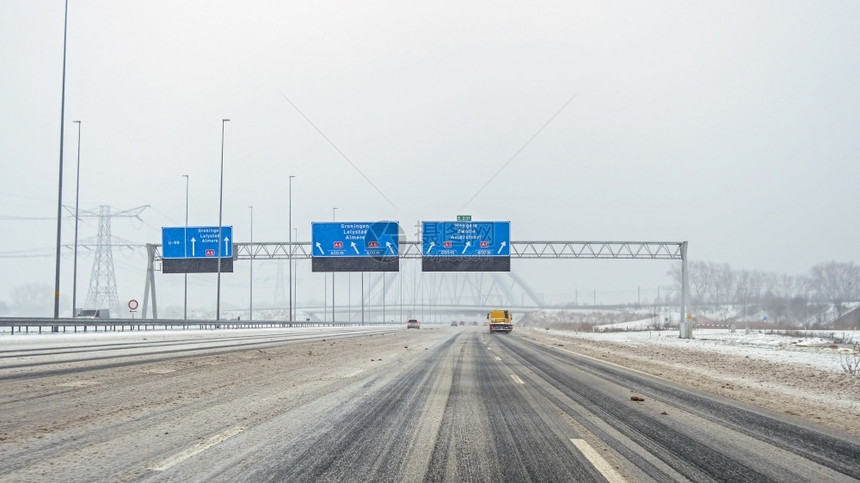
xmin=573 ymin=327 xmax=857 ymax=374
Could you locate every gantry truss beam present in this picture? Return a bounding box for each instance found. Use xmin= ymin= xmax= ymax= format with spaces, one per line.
xmin=143 ymin=240 xmax=690 ymax=338
xmin=149 ymin=241 xmax=685 ymax=261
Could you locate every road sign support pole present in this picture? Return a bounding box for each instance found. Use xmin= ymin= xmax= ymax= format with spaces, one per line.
xmin=142 ymin=243 xmax=158 ymax=320
xmin=680 ymin=241 xmax=690 ymax=339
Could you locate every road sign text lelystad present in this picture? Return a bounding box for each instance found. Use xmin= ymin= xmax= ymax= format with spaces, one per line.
xmin=161 ymin=226 xmax=234 ymax=273
xmin=311 ymin=221 xmax=399 ymax=272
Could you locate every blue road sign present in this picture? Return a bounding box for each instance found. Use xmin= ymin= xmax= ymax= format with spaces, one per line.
xmin=311 ymin=222 xmax=399 ymax=257
xmin=162 ymin=226 xmax=233 ymax=259
xmin=422 ymin=221 xmax=510 ymax=257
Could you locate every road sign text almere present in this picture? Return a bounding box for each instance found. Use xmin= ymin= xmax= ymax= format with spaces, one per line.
xmin=161 ymin=226 xmax=234 ymax=273
xmin=422 ymin=221 xmax=510 ymax=272
xmin=312 ymin=221 xmax=399 ymax=272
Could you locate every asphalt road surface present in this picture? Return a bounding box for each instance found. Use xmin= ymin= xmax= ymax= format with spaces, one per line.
xmin=1 ymin=326 xmax=858 ymax=482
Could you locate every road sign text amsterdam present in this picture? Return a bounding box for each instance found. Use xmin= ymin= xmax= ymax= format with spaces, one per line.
xmin=422 ymin=221 xmax=510 ymax=272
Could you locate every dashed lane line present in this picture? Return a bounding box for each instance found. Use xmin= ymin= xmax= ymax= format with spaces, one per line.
xmin=510 ymin=374 xmax=524 ymax=385
xmin=150 ymin=426 xmax=245 ymax=471
xmin=570 ymin=438 xmax=626 ymax=482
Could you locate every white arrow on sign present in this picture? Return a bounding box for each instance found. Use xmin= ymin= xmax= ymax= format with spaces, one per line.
xmin=462 ymin=241 xmax=471 ymax=254
xmin=224 ymin=237 xmax=231 ymax=256
xmin=425 ymin=241 xmax=435 ymax=255
xmin=190 ymin=237 xmax=197 ymax=257
xmin=497 ymin=241 xmax=507 ymax=254
xmin=315 ymin=242 xmax=324 ymax=255
xmin=386 ymin=241 xmax=394 ymax=254
xmin=350 ymin=242 xmax=359 ymax=254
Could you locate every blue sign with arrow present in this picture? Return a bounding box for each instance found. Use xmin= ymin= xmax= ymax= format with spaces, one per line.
xmin=311 ymin=221 xmax=399 ymax=272
xmin=162 ymin=226 xmax=233 ymax=259
xmin=422 ymin=221 xmax=510 ymax=257
xmin=312 ymin=222 xmax=399 ymax=257
xmin=421 ymin=221 xmax=510 ymax=272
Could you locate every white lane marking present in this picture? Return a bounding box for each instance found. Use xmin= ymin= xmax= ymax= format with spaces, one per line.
xmin=494 ymin=356 xmax=501 ymax=361
xmin=150 ymin=426 xmax=245 ymax=471
xmin=510 ymin=374 xmax=524 ymax=385
xmin=570 ymin=438 xmax=626 ymax=482
xmin=344 ymin=369 xmax=365 ymax=378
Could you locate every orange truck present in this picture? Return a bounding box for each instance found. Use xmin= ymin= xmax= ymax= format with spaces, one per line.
xmin=487 ymin=310 xmax=513 ymax=334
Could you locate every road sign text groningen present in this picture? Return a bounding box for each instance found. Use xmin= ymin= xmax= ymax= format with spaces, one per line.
xmin=162 ymin=226 xmax=233 ymax=259
xmin=311 ymin=221 xmax=399 ymax=272
xmin=312 ymin=222 xmax=398 ymax=258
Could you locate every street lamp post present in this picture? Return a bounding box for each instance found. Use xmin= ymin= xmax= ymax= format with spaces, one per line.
xmin=216 ymin=118 xmax=230 ymax=321
xmin=248 ymin=205 xmax=253 ymax=321
xmin=288 ymin=175 xmax=295 ymax=321
xmin=182 ymin=174 xmax=189 ymax=320
xmin=332 ymin=207 xmax=337 ymax=322
xmin=72 ymin=120 xmax=81 ymax=318
xmin=293 ymin=227 xmax=298 ymax=320
xmin=53 ymin=0 xmax=70 ymax=324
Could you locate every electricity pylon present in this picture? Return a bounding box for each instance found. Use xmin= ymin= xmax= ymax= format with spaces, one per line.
xmin=79 ymin=205 xmax=148 ymax=316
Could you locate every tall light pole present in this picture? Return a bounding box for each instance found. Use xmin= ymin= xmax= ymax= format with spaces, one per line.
xmin=293 ymin=227 xmax=298 ymax=320
xmin=216 ymin=118 xmax=230 ymax=321
xmin=53 ymin=0 xmax=70 ymax=323
xmin=248 ymin=205 xmax=253 ymax=321
xmin=71 ymin=120 xmax=81 ymax=317
xmin=182 ymin=174 xmax=189 ymax=320
xmin=332 ymin=207 xmax=337 ymax=322
xmin=288 ymin=175 xmax=295 ymax=321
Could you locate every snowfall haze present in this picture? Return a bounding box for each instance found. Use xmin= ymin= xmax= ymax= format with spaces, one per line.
xmin=1 ymin=1 xmax=858 ymax=316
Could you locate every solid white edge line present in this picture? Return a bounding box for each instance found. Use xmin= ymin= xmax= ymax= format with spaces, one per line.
xmin=570 ymin=438 xmax=626 ymax=483
xmin=150 ymin=426 xmax=245 ymax=471
xmin=510 ymin=374 xmax=524 ymax=384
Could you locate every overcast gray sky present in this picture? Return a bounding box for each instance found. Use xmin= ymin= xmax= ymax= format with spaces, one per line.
xmin=1 ymin=1 xmax=858 ymax=316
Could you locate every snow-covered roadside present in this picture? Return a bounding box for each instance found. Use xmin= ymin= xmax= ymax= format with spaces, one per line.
xmin=519 ymin=328 xmax=860 ymax=437
xmin=566 ymin=328 xmax=857 ymax=374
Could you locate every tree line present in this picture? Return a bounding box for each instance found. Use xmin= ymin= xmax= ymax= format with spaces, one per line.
xmin=666 ymin=260 xmax=859 ymax=328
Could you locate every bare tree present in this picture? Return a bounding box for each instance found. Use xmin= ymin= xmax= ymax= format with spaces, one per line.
xmin=809 ymin=261 xmax=860 ymax=317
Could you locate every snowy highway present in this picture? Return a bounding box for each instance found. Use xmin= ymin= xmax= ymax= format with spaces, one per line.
xmin=1 ymin=327 xmax=858 ymax=482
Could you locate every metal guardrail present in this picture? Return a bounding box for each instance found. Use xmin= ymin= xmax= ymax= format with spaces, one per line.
xmin=0 ymin=317 xmax=404 ymax=335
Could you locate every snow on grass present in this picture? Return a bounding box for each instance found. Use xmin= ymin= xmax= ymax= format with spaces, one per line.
xmin=549 ymin=328 xmax=858 ymax=374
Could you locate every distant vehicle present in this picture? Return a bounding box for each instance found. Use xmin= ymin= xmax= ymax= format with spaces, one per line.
xmin=487 ymin=310 xmax=513 ymax=334
xmin=407 ymin=319 xmax=420 ymax=329
xmin=471 ymin=321 xmax=478 ymax=326
xmin=459 ymin=321 xmax=465 ymax=326
xmin=450 ymin=321 xmax=459 ymax=326
xmin=75 ymin=308 xmax=110 ymax=319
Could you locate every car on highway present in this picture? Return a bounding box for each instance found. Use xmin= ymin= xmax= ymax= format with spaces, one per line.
xmin=450 ymin=321 xmax=459 ymax=326
xmin=407 ymin=319 xmax=420 ymax=329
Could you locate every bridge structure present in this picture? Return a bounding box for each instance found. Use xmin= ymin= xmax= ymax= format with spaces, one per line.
xmin=143 ymin=241 xmax=691 ymax=337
